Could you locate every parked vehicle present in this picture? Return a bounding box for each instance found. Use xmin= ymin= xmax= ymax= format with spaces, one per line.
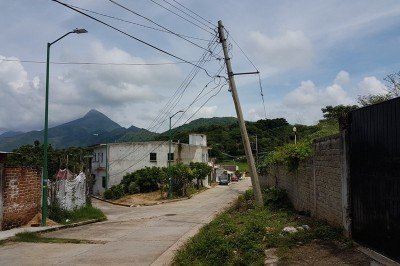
xmin=218 ymin=172 xmax=230 ymax=185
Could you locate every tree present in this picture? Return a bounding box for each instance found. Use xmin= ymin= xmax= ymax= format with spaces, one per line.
xmin=384 ymin=72 xmax=400 ymax=97
xmin=321 ymin=105 xmax=359 ymax=121
xmin=190 ymin=162 xmax=212 ymax=188
xmin=357 ymin=72 xmax=400 ymax=107
xmin=357 ymin=94 xmax=391 ymax=107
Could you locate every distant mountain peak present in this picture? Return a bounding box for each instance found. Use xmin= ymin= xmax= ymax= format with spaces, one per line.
xmin=84 ymin=109 xmax=102 ymax=117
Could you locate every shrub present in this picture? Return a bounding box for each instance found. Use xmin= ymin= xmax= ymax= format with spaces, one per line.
xmin=128 ymin=181 xmax=140 ymax=194
xmin=104 ymin=184 xmax=125 ymax=200
xmin=260 ymin=142 xmax=312 ymax=172
xmin=263 ymin=187 xmax=292 ymax=210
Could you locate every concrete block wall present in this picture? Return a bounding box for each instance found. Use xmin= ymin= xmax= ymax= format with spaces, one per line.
xmin=262 ymin=135 xmax=345 ymax=228
xmin=1 ymin=167 xmax=41 ymax=230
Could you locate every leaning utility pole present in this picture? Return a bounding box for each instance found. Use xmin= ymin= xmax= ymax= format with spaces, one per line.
xmin=217 ymin=20 xmax=263 ymax=206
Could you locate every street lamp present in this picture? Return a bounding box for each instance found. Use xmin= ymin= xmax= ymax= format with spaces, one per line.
xmin=168 ymin=110 xmax=184 ymax=198
xmin=293 ymin=126 xmax=297 ymax=144
xmin=42 ymin=28 xmax=87 ymax=226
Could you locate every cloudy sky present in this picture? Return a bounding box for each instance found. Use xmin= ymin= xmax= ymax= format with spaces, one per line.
xmin=1 ymin=0 xmax=400 ymax=134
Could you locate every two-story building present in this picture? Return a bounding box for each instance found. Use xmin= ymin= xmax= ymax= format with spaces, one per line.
xmin=91 ymin=134 xmax=209 ymax=195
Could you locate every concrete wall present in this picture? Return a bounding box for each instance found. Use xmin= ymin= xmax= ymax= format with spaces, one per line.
xmin=91 ymin=145 xmax=107 ymax=195
xmin=92 ymin=141 xmax=209 ymax=194
xmin=1 ymin=167 xmax=41 ymax=230
xmin=261 ymin=134 xmax=349 ymax=230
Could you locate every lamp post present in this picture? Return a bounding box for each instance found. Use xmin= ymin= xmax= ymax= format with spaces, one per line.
xmin=168 ymin=110 xmax=184 ymax=198
xmin=293 ymin=126 xmax=297 ymax=144
xmin=42 ymin=28 xmax=87 ymax=226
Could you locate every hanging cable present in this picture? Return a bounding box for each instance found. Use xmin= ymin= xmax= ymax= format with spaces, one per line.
xmin=225 ymin=28 xmax=268 ymax=119
xmin=107 ymin=0 xmax=215 ymax=52
xmin=147 ymin=0 xmax=215 ymax=34
xmin=69 ymin=4 xmax=211 ymax=42
xmin=170 ymin=0 xmax=214 ymax=27
xmin=52 ymin=0 xmax=212 ymax=76
xmin=159 ymin=0 xmax=215 ymax=31
xmin=0 ymin=58 xmax=216 ymax=66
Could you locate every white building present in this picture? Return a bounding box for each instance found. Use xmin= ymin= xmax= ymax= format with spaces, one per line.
xmin=91 ymin=134 xmax=209 ymax=194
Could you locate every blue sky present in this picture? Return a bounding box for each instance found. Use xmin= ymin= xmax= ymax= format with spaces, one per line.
xmin=1 ymin=0 xmax=400 ymax=133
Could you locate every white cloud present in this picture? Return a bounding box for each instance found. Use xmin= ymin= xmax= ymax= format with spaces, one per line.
xmin=357 ymin=76 xmax=387 ymax=95
xmin=191 ymin=105 xmax=218 ymax=118
xmin=282 ymin=71 xmax=354 ymax=124
xmin=0 ymin=56 xmax=43 ymax=131
xmin=247 ymin=30 xmax=313 ymax=71
xmin=334 ymin=70 xmax=350 ymax=85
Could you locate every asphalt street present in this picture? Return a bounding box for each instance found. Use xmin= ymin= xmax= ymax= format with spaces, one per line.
xmin=0 ymin=178 xmax=251 ymax=265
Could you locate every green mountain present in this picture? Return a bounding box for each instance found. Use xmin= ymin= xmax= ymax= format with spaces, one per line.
xmin=0 ymin=110 xmax=155 ymax=151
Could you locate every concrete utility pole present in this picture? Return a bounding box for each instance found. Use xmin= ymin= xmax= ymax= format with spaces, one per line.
xmin=217 ymin=20 xmax=263 ymax=206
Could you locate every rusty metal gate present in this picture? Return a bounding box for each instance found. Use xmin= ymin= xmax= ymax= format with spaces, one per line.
xmin=348 ymin=97 xmax=400 ymax=261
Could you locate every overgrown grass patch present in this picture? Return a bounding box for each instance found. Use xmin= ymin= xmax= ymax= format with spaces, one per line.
xmin=49 ymin=204 xmax=106 ymax=225
xmin=173 ymin=188 xmax=343 ymax=266
xmin=14 ymin=232 xmax=102 ymax=244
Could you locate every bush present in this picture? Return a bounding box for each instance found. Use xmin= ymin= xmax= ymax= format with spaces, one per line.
xmin=128 ymin=181 xmax=140 ymax=194
xmin=260 ymin=142 xmax=312 ymax=172
xmin=263 ymin=187 xmax=292 ymax=210
xmin=104 ymin=184 xmax=125 ymax=200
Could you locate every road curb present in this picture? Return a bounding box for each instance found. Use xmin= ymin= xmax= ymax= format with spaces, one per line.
xmin=0 ymin=218 xmax=105 ymax=242
xmin=91 ymin=189 xmax=209 ymax=208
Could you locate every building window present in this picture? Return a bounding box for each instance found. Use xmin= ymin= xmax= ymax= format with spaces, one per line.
xmin=93 ymin=153 xmax=97 ymax=163
xmin=168 ymin=153 xmax=174 ymax=161
xmin=150 ymin=152 xmax=157 ymax=162
xmin=102 ymin=176 xmax=106 ymax=188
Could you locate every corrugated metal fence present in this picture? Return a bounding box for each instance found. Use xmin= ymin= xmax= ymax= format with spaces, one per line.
xmin=348 ymin=97 xmax=400 ymax=261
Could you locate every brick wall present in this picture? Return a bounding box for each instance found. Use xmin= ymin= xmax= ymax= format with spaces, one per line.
xmin=261 ymin=135 xmax=345 ymax=228
xmin=1 ymin=167 xmax=41 ymax=230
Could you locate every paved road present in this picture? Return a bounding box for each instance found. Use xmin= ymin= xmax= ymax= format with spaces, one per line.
xmin=0 ymin=178 xmax=251 ymax=265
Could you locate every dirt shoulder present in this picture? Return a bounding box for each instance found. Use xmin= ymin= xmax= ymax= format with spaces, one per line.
xmin=113 ymin=191 xmax=170 ymax=206
xmin=278 ymin=240 xmax=373 ymax=265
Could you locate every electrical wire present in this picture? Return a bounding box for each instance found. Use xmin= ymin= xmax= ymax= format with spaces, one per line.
xmin=69 ymin=4 xmax=211 ymax=42
xmin=0 ymin=58 xmax=216 ymax=66
xmin=170 ymin=0 xmax=214 ymax=27
xmin=225 ymin=28 xmax=268 ymax=119
xmin=159 ymin=0 xmax=215 ymax=31
xmin=52 ymin=0 xmax=212 ymax=75
xmin=106 ymin=36 xmax=219 ymax=166
xmin=148 ymin=0 xmax=215 ymax=34
xmin=107 ymin=0 xmax=215 ymax=53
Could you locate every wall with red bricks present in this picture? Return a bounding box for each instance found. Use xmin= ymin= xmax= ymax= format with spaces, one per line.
xmin=261 ymin=135 xmax=345 ymax=228
xmin=1 ymin=167 xmax=41 ymax=230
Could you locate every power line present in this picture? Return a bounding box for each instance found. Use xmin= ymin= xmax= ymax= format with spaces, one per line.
xmin=107 ymin=37 xmax=219 ymax=166
xmin=0 ymin=58 xmax=215 ymax=66
xmin=225 ymin=29 xmax=268 ymax=119
xmin=158 ymin=0 xmax=215 ymax=31
xmin=69 ymin=4 xmax=211 ymax=42
xmin=147 ymin=0 xmax=215 ymax=34
xmin=52 ymin=0 xmax=212 ymax=75
xmin=170 ymin=0 xmax=214 ymax=27
xmin=107 ymin=0 xmax=214 ymax=53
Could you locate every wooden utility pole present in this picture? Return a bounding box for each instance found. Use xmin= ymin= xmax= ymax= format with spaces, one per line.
xmin=217 ymin=20 xmax=263 ymax=206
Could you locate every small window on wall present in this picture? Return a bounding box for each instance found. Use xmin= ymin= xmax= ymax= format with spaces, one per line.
xmin=150 ymin=152 xmax=157 ymax=162
xmin=168 ymin=153 xmax=174 ymax=161
xmin=102 ymin=176 xmax=106 ymax=188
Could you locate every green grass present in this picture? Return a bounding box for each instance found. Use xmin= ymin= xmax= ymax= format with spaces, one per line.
xmin=14 ymin=232 xmax=99 ymax=244
xmin=49 ymin=204 xmax=106 ymax=225
xmin=220 ymin=160 xmax=248 ymax=172
xmin=173 ymin=188 xmax=342 ymax=266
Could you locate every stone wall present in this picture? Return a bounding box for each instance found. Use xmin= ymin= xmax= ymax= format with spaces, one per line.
xmin=1 ymin=167 xmax=41 ymax=230
xmin=261 ymin=134 xmax=346 ymax=228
